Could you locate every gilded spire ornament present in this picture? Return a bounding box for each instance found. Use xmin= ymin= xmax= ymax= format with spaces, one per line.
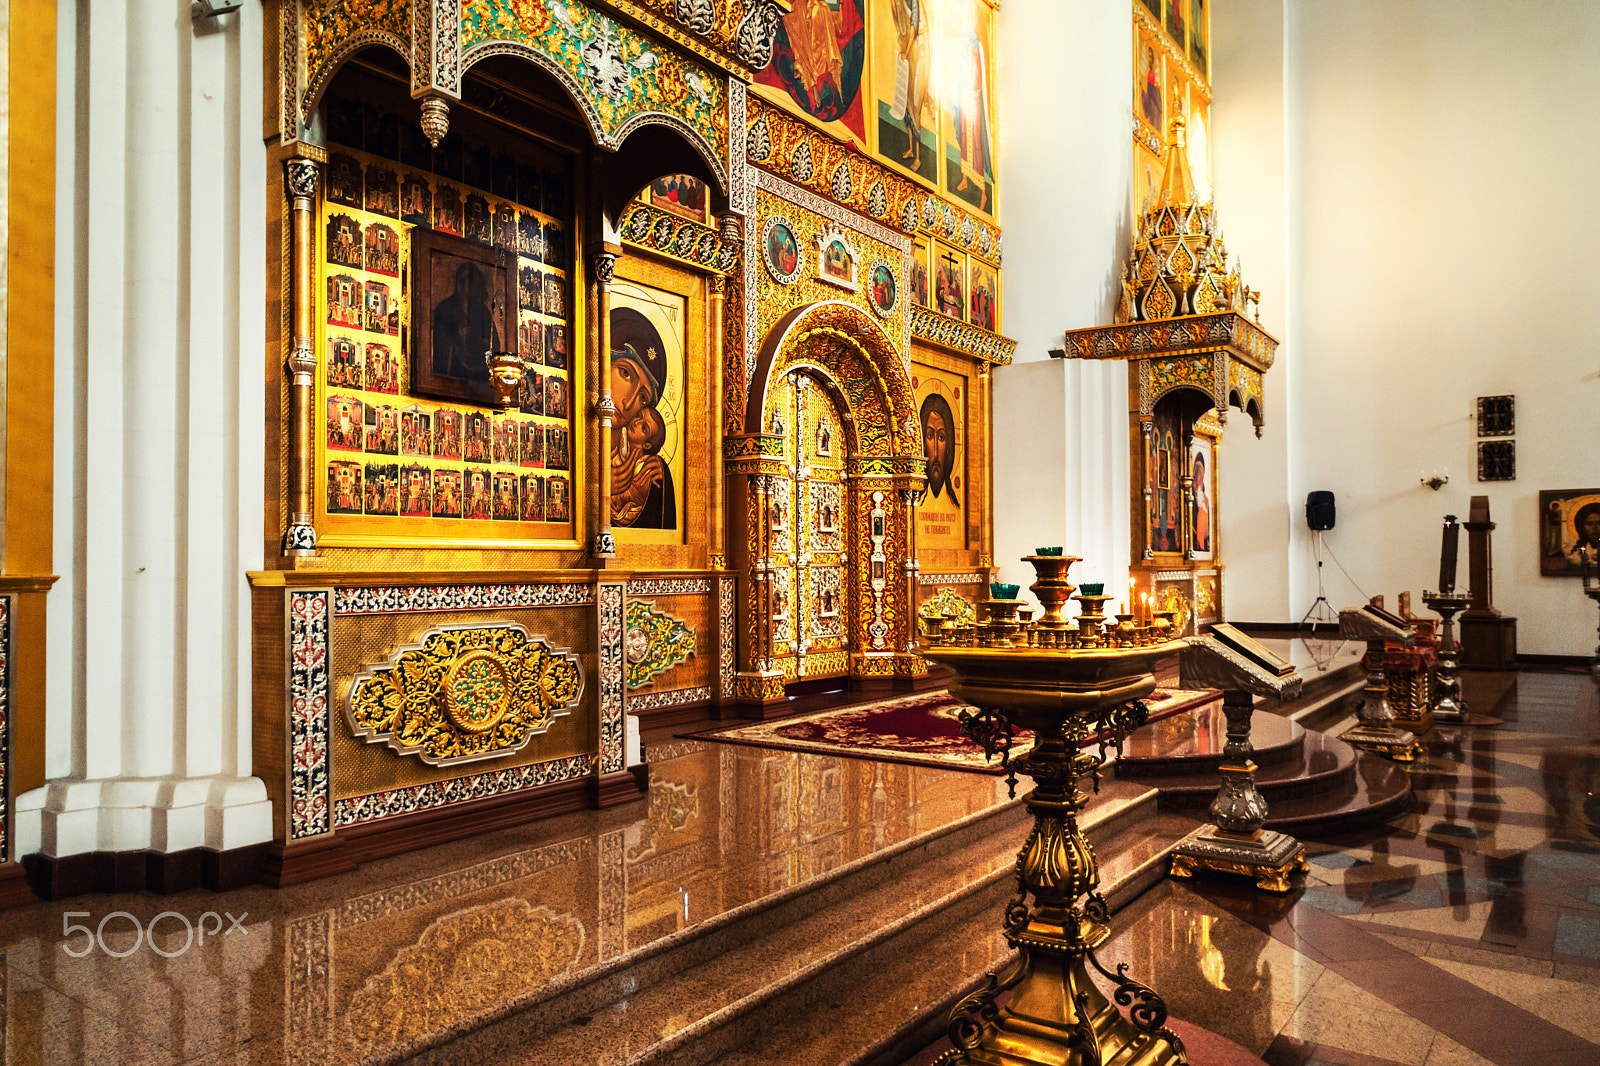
xmin=1117 ymin=116 xmax=1256 ymax=325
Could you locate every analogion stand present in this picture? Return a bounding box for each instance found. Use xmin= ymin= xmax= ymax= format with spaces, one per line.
xmin=1169 ymin=625 xmax=1308 ymax=893
xmin=1339 ymin=604 xmax=1422 ymax=761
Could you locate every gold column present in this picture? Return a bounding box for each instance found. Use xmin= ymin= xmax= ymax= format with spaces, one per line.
xmin=978 ymin=361 xmax=995 ymax=570
xmin=282 ymin=157 xmax=322 ymax=556
xmin=707 ymin=273 xmax=727 ymax=569
xmin=591 ymin=250 xmax=618 ymax=559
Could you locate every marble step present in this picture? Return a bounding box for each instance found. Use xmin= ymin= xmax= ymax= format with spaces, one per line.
xmin=403 ymin=781 xmax=1177 ymax=1065
xmin=700 ymin=808 xmax=1198 ymax=1066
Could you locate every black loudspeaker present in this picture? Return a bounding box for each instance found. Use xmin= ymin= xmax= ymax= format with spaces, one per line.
xmin=1306 ymin=491 xmax=1336 ymax=531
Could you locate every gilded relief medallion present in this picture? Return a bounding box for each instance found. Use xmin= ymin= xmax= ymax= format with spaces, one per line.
xmin=348 ymin=623 xmax=583 ymax=766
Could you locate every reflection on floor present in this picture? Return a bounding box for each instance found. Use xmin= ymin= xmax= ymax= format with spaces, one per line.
xmin=0 ymin=662 xmax=1593 ymax=1066
xmin=1086 ymin=667 xmax=1600 ymax=1066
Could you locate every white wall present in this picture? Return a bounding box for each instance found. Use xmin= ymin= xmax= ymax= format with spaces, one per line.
xmin=993 ymin=0 xmax=1131 ymax=593
xmin=20 ymin=0 xmax=272 ymax=858
xmin=1218 ymin=1 xmax=1600 ymax=655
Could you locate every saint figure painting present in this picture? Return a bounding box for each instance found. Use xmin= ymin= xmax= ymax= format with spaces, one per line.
xmin=608 ymin=284 xmax=686 ymax=533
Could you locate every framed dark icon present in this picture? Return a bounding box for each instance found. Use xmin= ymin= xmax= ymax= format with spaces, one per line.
xmin=1539 ymin=488 xmax=1600 ymax=576
xmin=411 ymin=228 xmax=518 ymax=406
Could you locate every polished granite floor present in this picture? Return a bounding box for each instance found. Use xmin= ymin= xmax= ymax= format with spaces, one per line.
xmin=0 ymin=659 xmax=1595 ymax=1065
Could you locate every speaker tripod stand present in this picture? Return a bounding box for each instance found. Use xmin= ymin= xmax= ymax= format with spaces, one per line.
xmin=1299 ymin=530 xmax=1339 ymax=631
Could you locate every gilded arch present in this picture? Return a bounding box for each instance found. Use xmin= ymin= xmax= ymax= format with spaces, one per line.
xmin=746 ymin=302 xmax=920 ymax=462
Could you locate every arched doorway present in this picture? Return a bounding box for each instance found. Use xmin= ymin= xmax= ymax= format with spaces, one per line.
xmin=728 ymin=302 xmax=927 ymax=712
xmin=765 ymin=366 xmax=851 ymax=683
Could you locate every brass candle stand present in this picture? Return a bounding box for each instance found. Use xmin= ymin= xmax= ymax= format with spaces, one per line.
xmin=1422 ymin=592 xmax=1470 ymax=722
xmin=920 ymin=561 xmax=1187 ymax=1066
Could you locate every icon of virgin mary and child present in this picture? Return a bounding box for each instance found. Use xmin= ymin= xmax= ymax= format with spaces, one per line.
xmin=609 ymin=307 xmax=677 ymax=529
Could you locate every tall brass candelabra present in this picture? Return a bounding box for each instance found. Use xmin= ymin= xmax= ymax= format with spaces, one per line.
xmin=919 ymin=556 xmax=1187 ymax=1066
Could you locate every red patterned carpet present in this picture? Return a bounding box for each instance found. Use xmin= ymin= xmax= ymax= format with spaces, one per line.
xmin=684 ymin=688 xmax=1218 ymax=773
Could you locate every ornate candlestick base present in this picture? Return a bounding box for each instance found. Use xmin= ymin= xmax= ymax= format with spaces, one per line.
xmin=1423 ymin=593 xmax=1470 ymax=722
xmin=924 ymin=639 xmax=1189 ymax=1066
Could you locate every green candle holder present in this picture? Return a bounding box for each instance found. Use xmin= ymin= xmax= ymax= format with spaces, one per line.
xmin=991 ymin=582 xmax=1020 ymax=600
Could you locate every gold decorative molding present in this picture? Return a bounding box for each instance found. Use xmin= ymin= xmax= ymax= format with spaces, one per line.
xmin=347 ymin=623 xmax=583 ymax=766
xmin=910 ymin=305 xmax=1016 ymax=364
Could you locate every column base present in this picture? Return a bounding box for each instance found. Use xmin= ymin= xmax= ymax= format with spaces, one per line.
xmin=1170 ymin=825 xmax=1308 ymax=893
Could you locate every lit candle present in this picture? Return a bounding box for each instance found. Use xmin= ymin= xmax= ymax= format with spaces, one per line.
xmin=1142 ymin=592 xmax=1151 ymax=626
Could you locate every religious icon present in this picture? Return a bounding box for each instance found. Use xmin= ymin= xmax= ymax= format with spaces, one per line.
xmin=545 ymin=323 xmax=568 ymax=370
xmin=519 ymin=266 xmax=543 ymax=313
xmin=544 ymin=221 xmax=566 ymax=266
xmin=400 ymin=175 xmax=431 ymax=227
xmin=756 ymin=0 xmax=867 ymax=141
xmin=463 ymin=411 xmax=491 ymax=464
xmin=648 ymin=174 xmax=710 ymax=225
xmin=545 ymin=375 xmax=569 ymax=420
xmin=326 ymin=396 xmax=365 ymax=452
xmin=920 ymin=393 xmax=959 ymax=508
xmin=872 ymin=0 xmax=936 ymax=181
xmin=517 ymin=162 xmax=542 ymax=213
xmin=364 ymin=165 xmax=399 ymax=218
xmin=464 ymin=145 xmax=491 ymax=194
xmin=868 ymin=261 xmax=898 ymax=316
xmin=817 ymin=420 xmax=834 ymax=457
xmin=546 ymin=476 xmax=572 ymax=522
xmin=517 ymin=211 xmax=542 ymax=260
xmin=934 ymin=246 xmax=965 ymax=319
xmin=434 ymin=184 xmax=463 ymax=236
xmin=433 ymin=409 xmax=463 ymax=460
xmin=492 ymin=472 xmax=521 ymax=521
xmin=942 ymin=0 xmax=995 ymax=214
xmin=608 ymin=297 xmax=681 ymax=530
xmin=522 ymin=370 xmax=545 ymax=417
xmin=399 ymin=410 xmax=430 ymax=457
xmin=364 ymin=405 xmax=399 ymax=456
xmin=326 ymin=154 xmax=363 ymax=208
xmin=464 ymin=468 xmax=492 ymax=520
xmin=326 ymin=460 xmax=363 ymax=515
xmin=432 ymin=468 xmax=463 ymax=518
xmin=1137 ymin=37 xmax=1164 ymax=133
xmin=764 ymin=218 xmax=803 ymax=284
xmin=492 ymin=418 xmax=518 ymax=465
xmin=491 ymin=153 xmax=517 ymax=199
xmin=399 ymin=463 xmax=432 ymax=517
xmin=1190 ymin=436 xmax=1214 ymax=559
xmin=968 ymin=258 xmax=998 ymax=331
xmin=326 ymin=274 xmax=363 ymax=330
xmin=521 ymin=474 xmax=546 ymax=521
xmin=363 ymin=280 xmax=397 ymax=335
xmin=410 ymin=228 xmax=518 ymax=406
xmin=1166 ymin=0 xmax=1187 ymax=46
xmin=326 ymin=336 xmax=361 ymax=389
xmin=326 ymin=214 xmax=363 ymax=269
xmin=364 ymin=462 xmax=400 ymax=516
xmin=463 ymin=195 xmax=492 ymax=243
xmin=1539 ymin=488 xmax=1600 ymax=576
xmin=543 ymin=274 xmax=565 ymax=318
xmin=520 ymin=318 xmax=544 ymax=364
xmin=364 ymin=343 xmax=398 ymax=395
xmin=546 ymin=426 xmax=570 ymax=471
xmin=817 ymin=232 xmax=858 ymax=289
xmin=520 ymin=421 xmax=544 ymax=468
xmin=770 ymin=495 xmax=789 ymax=533
xmin=1189 ymin=0 xmax=1209 ymax=76
xmin=911 ymin=241 xmax=931 ymax=308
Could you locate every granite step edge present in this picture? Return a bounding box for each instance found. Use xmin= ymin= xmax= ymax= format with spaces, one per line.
xmin=405 ymin=788 xmax=1166 ymax=1066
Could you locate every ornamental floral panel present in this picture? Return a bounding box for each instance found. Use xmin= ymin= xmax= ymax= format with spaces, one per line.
xmin=347 ymin=623 xmax=583 ymax=766
xmin=459 ymin=0 xmax=728 ymax=169
xmin=624 ymin=600 xmax=697 ymax=689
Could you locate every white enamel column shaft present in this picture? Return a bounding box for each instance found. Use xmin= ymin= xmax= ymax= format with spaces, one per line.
xmin=27 ymin=0 xmax=270 ymax=858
